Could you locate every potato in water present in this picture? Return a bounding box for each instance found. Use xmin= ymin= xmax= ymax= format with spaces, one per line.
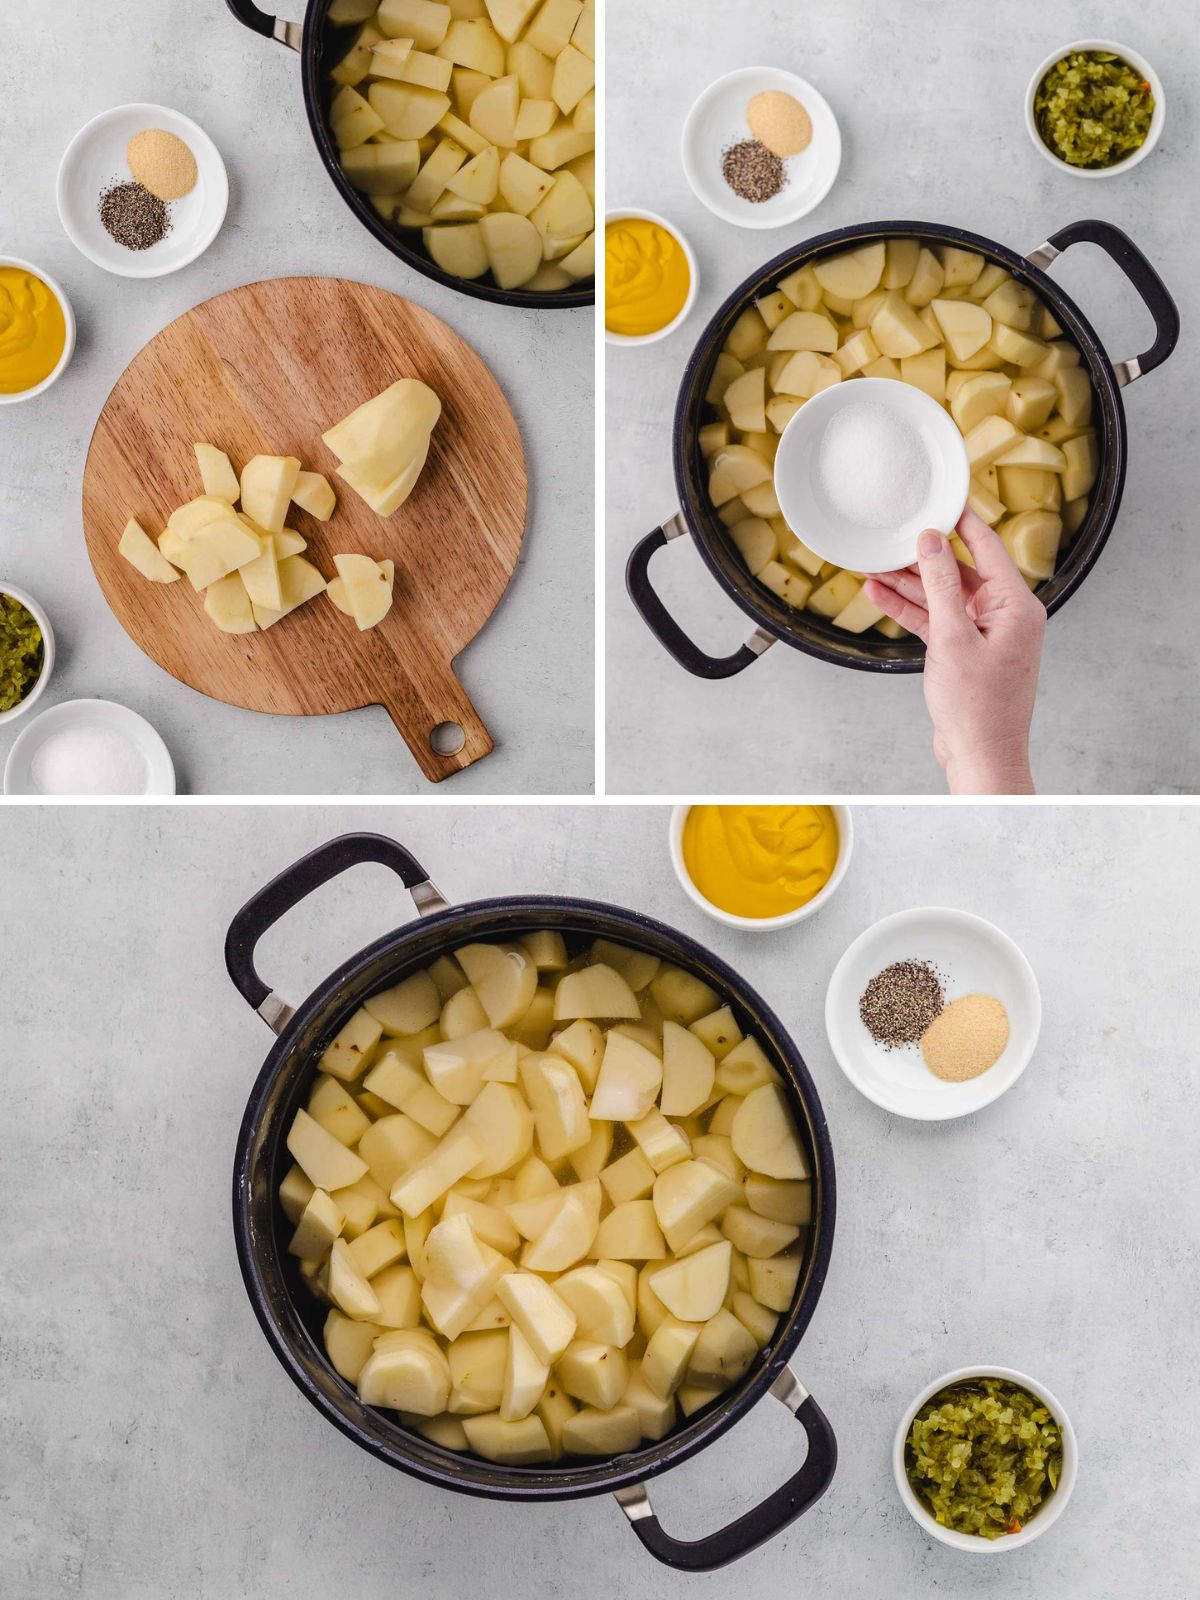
xmin=705 ymin=238 xmax=1098 ymax=638
xmin=328 ymin=0 xmax=595 ymax=293
xmin=280 ymin=934 xmax=812 ymax=1463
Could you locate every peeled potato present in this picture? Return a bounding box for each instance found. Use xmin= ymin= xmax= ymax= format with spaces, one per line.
xmin=648 ymin=1240 xmax=732 ymax=1322
xmin=358 ymin=1337 xmax=450 ymax=1414
xmin=731 ymin=1084 xmax=808 ymax=1180
xmin=813 ymin=242 xmax=885 ymax=300
xmin=589 ymin=1031 xmax=662 ymax=1122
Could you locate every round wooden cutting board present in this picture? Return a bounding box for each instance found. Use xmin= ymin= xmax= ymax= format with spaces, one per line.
xmin=82 ymin=276 xmax=527 ymax=782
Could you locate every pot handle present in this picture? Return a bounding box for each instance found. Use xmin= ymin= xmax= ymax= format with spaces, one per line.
xmin=1028 ymin=219 xmax=1180 ymax=386
xmin=626 ymin=517 xmax=776 ymax=680
xmin=614 ymin=1369 xmax=837 ymax=1572
xmin=224 ymin=833 xmax=449 ymax=1030
xmin=223 ymin=0 xmax=303 ymax=50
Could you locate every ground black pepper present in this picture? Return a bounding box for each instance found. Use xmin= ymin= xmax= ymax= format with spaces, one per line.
xmin=859 ymin=959 xmax=946 ymax=1049
xmin=721 ymin=138 xmax=786 ymax=203
xmin=98 ymin=180 xmax=170 ymax=251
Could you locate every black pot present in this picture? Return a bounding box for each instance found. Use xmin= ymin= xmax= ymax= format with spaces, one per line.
xmin=627 ymin=218 xmax=1178 ymax=677
xmin=224 ymin=1 xmax=592 ymax=310
xmin=227 ymin=833 xmax=837 ymax=1571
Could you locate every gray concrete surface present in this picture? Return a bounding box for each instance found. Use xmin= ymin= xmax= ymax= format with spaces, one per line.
xmin=3 ymin=802 xmax=1197 ymax=1598
xmin=0 ymin=0 xmax=594 ymax=795
xmin=605 ymin=0 xmax=1200 ymax=795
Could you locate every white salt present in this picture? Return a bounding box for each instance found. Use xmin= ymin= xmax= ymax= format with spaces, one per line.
xmin=817 ymin=399 xmax=930 ymax=529
xmin=31 ymin=725 xmax=147 ymax=795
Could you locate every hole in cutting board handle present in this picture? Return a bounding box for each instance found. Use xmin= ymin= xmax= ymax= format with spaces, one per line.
xmin=429 ymin=721 xmax=466 ymax=756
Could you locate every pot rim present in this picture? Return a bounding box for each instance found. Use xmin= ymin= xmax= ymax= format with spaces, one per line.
xmin=233 ymin=891 xmax=836 ymax=1501
xmin=671 ymin=217 xmax=1127 ymax=673
xmin=299 ymin=2 xmax=593 ymax=311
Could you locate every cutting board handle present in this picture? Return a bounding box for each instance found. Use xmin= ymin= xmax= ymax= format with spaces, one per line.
xmin=375 ymin=666 xmax=494 ymax=783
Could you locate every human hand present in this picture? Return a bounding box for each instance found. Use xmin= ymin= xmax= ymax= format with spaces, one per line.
xmin=863 ymin=508 xmax=1046 ymax=794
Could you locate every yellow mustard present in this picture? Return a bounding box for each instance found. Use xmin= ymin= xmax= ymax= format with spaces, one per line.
xmin=683 ymin=805 xmax=839 ymax=919
xmin=0 ymin=267 xmax=66 ymax=395
xmin=605 ymin=218 xmax=690 ymax=337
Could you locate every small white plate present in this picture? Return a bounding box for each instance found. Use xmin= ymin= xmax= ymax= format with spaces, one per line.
xmin=1025 ymin=40 xmax=1164 ymax=178
xmin=604 ymin=208 xmax=700 ymax=347
xmin=681 ymin=67 xmax=841 ymax=229
xmin=56 ymin=104 xmax=228 ymax=279
xmin=894 ymin=1366 xmax=1078 ymax=1551
xmin=824 ymin=907 xmax=1041 ymax=1120
xmin=4 ymin=698 xmax=176 ymax=796
xmin=0 ymin=584 xmax=55 ymax=726
xmin=774 ymin=378 xmax=969 ymax=573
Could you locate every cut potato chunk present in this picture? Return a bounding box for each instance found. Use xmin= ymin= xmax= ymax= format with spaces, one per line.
xmin=119 ymin=518 xmax=180 ymax=583
xmin=288 ymin=1107 xmax=368 ymax=1191
xmin=251 ymin=556 xmax=327 ymax=630
xmin=553 ymin=964 xmax=640 ymax=1021
xmin=1061 ymin=433 xmax=1098 ymax=501
xmin=523 ymin=1190 xmax=595 ymax=1272
xmin=871 ymin=293 xmax=939 ymax=358
xmin=369 ymin=80 xmax=451 ymax=138
xmin=767 ymin=311 xmax=839 ymax=354
xmin=194 ymin=443 xmax=240 ymax=503
xmin=463 ymin=1412 xmax=552 ymax=1463
xmin=589 ymin=1030 xmax=662 ymax=1121
xmin=554 ymin=1266 xmax=635 ymax=1346
xmin=653 ymin=1159 xmax=741 ymax=1253
xmin=496 ymin=1271 xmax=576 ymax=1364
xmin=930 ymin=298 xmax=992 ymax=362
xmin=731 ymin=1084 xmax=808 ymax=1180
xmin=457 ymin=943 xmax=538 ymax=1029
xmin=556 ymin=1340 xmax=627 ymax=1410
xmin=240 ymin=455 xmax=301 ymax=534
xmin=391 ymin=1124 xmax=483 ymax=1217
xmin=1000 ymin=510 xmax=1062 ymax=583
xmin=660 ymin=1021 xmax=716 ymax=1116
xmin=593 ymin=1199 xmax=666 ymax=1261
xmin=649 ymin=1241 xmax=732 ymax=1323
xmin=359 ymin=1337 xmax=450 ymax=1415
xmin=288 ymin=1189 xmax=345 ymax=1261
xmin=501 ymin=1324 xmax=549 ymax=1421
xmin=520 ymin=1052 xmax=591 ymax=1160
xmin=239 ymin=534 xmax=283 ymax=613
xmin=329 ymin=1238 xmax=382 ymax=1319
xmin=478 ymin=210 xmax=541 ymax=288
xmin=747 ymin=1252 xmax=802 ymax=1313
xmin=688 ymin=1309 xmax=759 ymax=1388
xmin=814 ymin=242 xmax=885 ymax=300
xmin=561 ymin=1403 xmax=640 ymax=1456
xmin=904 ymin=247 xmax=944 ymax=307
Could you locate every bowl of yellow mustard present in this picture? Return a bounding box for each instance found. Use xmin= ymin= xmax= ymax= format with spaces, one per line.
xmin=605 ymin=209 xmax=699 ymax=346
xmin=0 ymin=257 xmax=76 ymax=404
xmin=670 ymin=803 xmax=853 ymax=930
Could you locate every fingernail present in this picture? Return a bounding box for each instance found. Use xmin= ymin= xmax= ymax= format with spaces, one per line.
xmin=918 ymin=530 xmax=943 ymax=558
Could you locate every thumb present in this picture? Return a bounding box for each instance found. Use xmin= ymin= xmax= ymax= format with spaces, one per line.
xmin=916 ymin=529 xmax=970 ymax=638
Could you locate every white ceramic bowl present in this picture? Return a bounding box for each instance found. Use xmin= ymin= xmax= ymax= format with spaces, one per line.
xmin=894 ymin=1365 xmax=1078 ymax=1551
xmin=0 ymin=584 xmax=55 ymax=726
xmin=56 ymin=103 xmax=228 ymax=278
xmin=824 ymin=907 xmax=1040 ymax=1119
xmin=0 ymin=257 xmax=76 ymax=404
xmin=4 ymin=698 xmax=176 ymax=796
xmin=669 ymin=804 xmax=853 ymax=931
xmin=681 ymin=67 xmax=841 ymax=229
xmin=604 ymin=209 xmax=700 ymax=347
xmin=774 ymin=378 xmax=969 ymax=573
xmin=1025 ymin=40 xmax=1164 ymax=178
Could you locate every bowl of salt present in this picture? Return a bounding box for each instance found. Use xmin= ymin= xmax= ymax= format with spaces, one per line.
xmin=773 ymin=378 xmax=969 ymax=574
